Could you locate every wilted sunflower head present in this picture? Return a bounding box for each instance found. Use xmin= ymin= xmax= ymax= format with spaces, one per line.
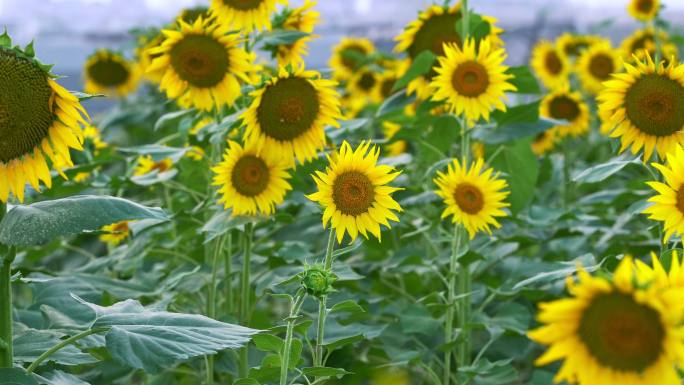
xmin=84 ymin=50 xmax=140 ymax=97
xmin=0 ymin=31 xmax=89 ymax=202
xmin=329 ymin=37 xmax=375 ymax=80
xmin=209 ymin=0 xmax=286 ymax=32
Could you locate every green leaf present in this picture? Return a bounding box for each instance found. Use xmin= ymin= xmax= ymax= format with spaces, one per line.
xmin=232 ymin=379 xmax=260 ymax=385
xmin=36 ymin=370 xmax=89 ymax=385
xmin=260 ymin=30 xmax=309 ymax=46
xmin=376 ymin=90 xmax=414 ymax=117
xmin=399 ymin=305 xmax=441 ymax=335
xmin=252 ymin=333 xmax=284 ymax=353
xmin=0 ymin=29 xmax=11 ymax=48
xmin=154 ymin=109 xmax=195 ymax=132
xmin=13 ymin=329 xmax=96 ymax=366
xmin=456 ymin=12 xmax=491 ymax=42
xmin=301 ymin=367 xmax=352 ymax=379
xmin=329 ymin=300 xmax=366 ymax=316
xmin=572 ymin=155 xmax=639 ymax=184
xmin=490 ymin=138 xmax=539 ymax=215
xmin=200 ymin=209 xmax=253 ymax=244
xmin=24 ymin=41 xmax=35 ymax=57
xmin=118 ymin=145 xmax=188 ymax=162
xmin=392 ymin=50 xmax=436 ymax=92
xmin=0 ymin=196 xmax=168 ymax=247
xmin=0 ymin=368 xmax=39 ymax=385
xmin=506 ymin=66 xmax=541 ymax=94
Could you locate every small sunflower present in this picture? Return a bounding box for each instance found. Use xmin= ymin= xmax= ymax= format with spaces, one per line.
xmin=242 ymin=65 xmax=342 ymax=164
xmin=598 ymin=54 xmax=684 ymax=161
xmin=185 ymin=145 xmax=206 ymax=161
xmin=146 ymin=17 xmax=253 ymax=112
xmin=83 ymin=124 xmax=108 ymax=154
xmin=620 ymin=28 xmax=678 ymax=64
xmin=531 ymin=41 xmax=570 ymax=89
xmin=628 ymin=0 xmax=660 ymax=22
xmin=643 ymin=144 xmax=684 ymax=242
xmin=347 ymin=67 xmax=382 ymax=105
xmin=0 ymin=32 xmax=89 ymax=203
xmin=100 ymin=221 xmax=131 ymax=246
xmin=394 ymin=4 xmax=503 ymax=99
xmin=84 ymin=50 xmax=140 ymax=97
xmin=381 ymin=121 xmax=408 ymax=157
xmin=434 ymin=157 xmax=509 ymax=239
xmin=528 ymin=257 xmax=684 ymax=385
xmin=531 ymin=129 xmax=558 ymax=156
xmin=575 ymin=40 xmax=622 ymax=94
xmin=269 ymin=0 xmax=319 ymax=67
xmin=430 ymin=37 xmax=516 ymax=122
xmin=209 ymin=0 xmax=286 ymax=32
xmin=307 ymin=141 xmax=403 ymax=243
xmin=212 ymin=140 xmax=292 ymax=216
xmin=329 ymin=37 xmax=375 ymax=81
xmin=555 ymin=33 xmax=600 ymax=58
xmin=134 ymin=156 xmax=173 ymax=176
xmin=540 ymin=86 xmax=590 ymax=138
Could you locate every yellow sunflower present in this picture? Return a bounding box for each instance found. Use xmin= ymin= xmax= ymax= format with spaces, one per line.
xmin=84 ymin=50 xmax=140 ymax=97
xmin=555 ymin=33 xmax=600 ymax=58
xmin=146 ymin=16 xmax=252 ymax=112
xmin=134 ymin=156 xmax=173 ymax=176
xmin=621 ymin=28 xmax=678 ymax=64
xmin=209 ymin=0 xmax=286 ymax=32
xmin=598 ymin=54 xmax=684 ymax=161
xmin=348 ymin=67 xmax=382 ymax=105
xmin=381 ymin=121 xmax=408 ymax=157
xmin=531 ymin=40 xmax=570 ymax=89
xmin=83 ymin=124 xmax=108 ymax=154
xmin=540 ymin=86 xmax=590 ymax=138
xmin=430 ymin=37 xmax=516 ymax=122
xmin=242 ymin=65 xmax=343 ymax=164
xmin=329 ymin=37 xmax=375 ymax=81
xmin=212 ymin=140 xmax=292 ymax=216
xmin=643 ymin=144 xmax=684 ymax=242
xmin=634 ymin=250 xmax=684 ymax=289
xmin=0 ymin=33 xmax=89 ymax=203
xmin=575 ymin=40 xmax=622 ymax=94
xmin=100 ymin=221 xmax=131 ymax=246
xmin=307 ymin=141 xmax=403 ymax=243
xmin=271 ymin=0 xmax=319 ymax=67
xmin=528 ymin=257 xmax=684 ymax=385
xmin=530 ymin=129 xmax=558 ymax=156
xmin=136 ymin=31 xmax=165 ymax=83
xmin=434 ymin=157 xmax=509 ymax=239
xmin=394 ymin=3 xmax=503 ymax=100
xmin=628 ymin=0 xmax=660 ymax=22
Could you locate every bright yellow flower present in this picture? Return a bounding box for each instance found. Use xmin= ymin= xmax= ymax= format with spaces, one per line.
xmin=643 ymin=144 xmax=684 ymax=242
xmin=381 ymin=121 xmax=408 ymax=157
xmin=530 ymin=129 xmax=558 ymax=156
xmin=329 ymin=37 xmax=375 ymax=81
xmin=136 ymin=31 xmax=165 ymax=84
xmin=273 ymin=0 xmax=319 ymax=67
xmin=100 ymin=221 xmax=131 ymax=246
xmin=575 ymin=40 xmax=622 ymax=94
xmin=620 ymin=28 xmax=678 ymax=65
xmin=209 ymin=0 xmax=287 ymax=32
xmin=539 ymin=86 xmax=590 ymax=138
xmin=347 ymin=67 xmax=382 ymax=105
xmin=134 ymin=156 xmax=174 ymax=176
xmin=628 ymin=0 xmax=660 ymax=22
xmin=84 ymin=50 xmax=140 ymax=97
xmin=83 ymin=124 xmax=108 ymax=154
xmin=531 ymin=40 xmax=569 ymax=89
xmin=555 ymin=33 xmax=601 ymax=58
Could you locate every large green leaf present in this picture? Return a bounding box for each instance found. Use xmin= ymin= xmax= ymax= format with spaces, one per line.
xmin=260 ymin=30 xmax=309 ymax=46
xmin=36 ymin=370 xmax=89 ymax=385
xmin=0 ymin=195 xmax=168 ymax=246
xmin=506 ymin=66 xmax=541 ymax=94
xmin=13 ymin=329 xmax=96 ymax=366
xmin=491 ymin=138 xmax=540 ymax=215
xmin=392 ymin=50 xmax=436 ymax=92
xmin=572 ymin=155 xmax=639 ymax=184
xmin=0 ymin=368 xmax=39 ymax=385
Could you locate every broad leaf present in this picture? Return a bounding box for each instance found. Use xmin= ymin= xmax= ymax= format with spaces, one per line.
xmin=0 ymin=368 xmax=39 ymax=385
xmin=13 ymin=329 xmax=96 ymax=366
xmin=572 ymin=155 xmax=639 ymax=184
xmin=491 ymin=139 xmax=539 ymax=215
xmin=392 ymin=51 xmax=436 ymax=92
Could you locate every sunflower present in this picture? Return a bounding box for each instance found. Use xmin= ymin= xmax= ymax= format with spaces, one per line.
xmin=528 ymin=257 xmax=684 ymax=385
xmin=269 ymin=0 xmax=319 ymax=67
xmin=531 ymin=129 xmax=558 ymax=156
xmin=628 ymin=0 xmax=660 ymax=22
xmin=212 ymin=140 xmax=292 ymax=216
xmin=307 ymin=141 xmax=403 ymax=243
xmin=136 ymin=31 xmax=165 ymax=83
xmin=531 ymin=41 xmax=570 ymax=89
xmin=575 ymin=40 xmax=622 ymax=94
xmin=0 ymin=33 xmax=89 ymax=203
xmin=434 ymin=157 xmax=509 ymax=239
xmin=634 ymin=250 xmax=684 ymax=289
xmin=134 ymin=156 xmax=174 ymax=176
xmin=381 ymin=121 xmax=408 ymax=157
xmin=146 ymin=17 xmax=253 ymax=112
xmin=555 ymin=33 xmax=600 ymax=58
xmin=540 ymin=86 xmax=590 ymax=138
xmin=430 ymin=37 xmax=516 ymax=122
xmin=83 ymin=124 xmax=108 ymax=154
xmin=347 ymin=67 xmax=382 ymax=105
xmin=620 ymin=28 xmax=678 ymax=64
xmin=209 ymin=0 xmax=286 ymax=32
xmin=185 ymin=145 xmax=206 ymax=161
xmin=394 ymin=3 xmax=503 ymax=100
xmin=643 ymin=144 xmax=684 ymax=242
xmin=84 ymin=50 xmax=140 ymax=97
xmin=598 ymin=54 xmax=684 ymax=161
xmin=375 ymin=60 xmax=409 ymax=100
xmin=242 ymin=65 xmax=342 ymax=164
xmin=329 ymin=38 xmax=375 ymax=81
xmin=100 ymin=221 xmax=131 ymax=246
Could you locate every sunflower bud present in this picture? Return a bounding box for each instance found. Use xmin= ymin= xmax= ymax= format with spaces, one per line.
xmin=300 ymin=266 xmax=336 ymax=298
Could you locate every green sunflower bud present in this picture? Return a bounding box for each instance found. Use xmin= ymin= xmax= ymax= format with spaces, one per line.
xmin=300 ymin=266 xmax=336 ymax=298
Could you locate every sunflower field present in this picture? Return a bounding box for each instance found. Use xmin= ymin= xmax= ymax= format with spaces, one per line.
xmin=2 ymin=0 xmax=684 ymax=384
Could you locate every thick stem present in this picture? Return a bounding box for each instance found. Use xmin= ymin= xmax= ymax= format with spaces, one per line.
xmin=444 ymin=225 xmax=462 ymax=385
xmin=456 ymin=257 xmax=471 ymax=371
xmin=26 ymin=327 xmax=109 ymax=373
xmin=280 ymin=290 xmax=307 ymax=385
xmin=205 ymin=235 xmax=225 ymax=385
xmin=239 ymin=223 xmax=254 ymax=378
xmin=224 ymin=232 xmax=234 ymax=317
xmin=0 ymin=202 xmax=13 ymax=369
xmin=314 ymin=229 xmax=336 ymax=367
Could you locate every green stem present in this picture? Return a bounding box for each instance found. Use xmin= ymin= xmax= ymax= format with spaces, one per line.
xmin=239 ymin=223 xmax=254 ymax=378
xmin=26 ymin=327 xmax=109 ymax=373
xmin=444 ymin=225 xmax=462 ymax=385
xmin=205 ymin=235 xmax=225 ymax=385
xmin=224 ymin=232 xmax=234 ymax=317
xmin=456 ymin=255 xmax=471 ymax=372
xmin=314 ymin=229 xmax=336 ymax=367
xmin=280 ymin=290 xmax=307 ymax=385
xmin=0 ymin=202 xmax=13 ymax=369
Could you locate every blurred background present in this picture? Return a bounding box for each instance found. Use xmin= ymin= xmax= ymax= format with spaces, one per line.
xmin=1 ymin=0 xmax=683 ymax=103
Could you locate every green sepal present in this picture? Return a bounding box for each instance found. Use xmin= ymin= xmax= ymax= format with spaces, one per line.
xmin=0 ymin=28 xmax=11 ymax=48
xmin=24 ymin=40 xmax=35 ymax=58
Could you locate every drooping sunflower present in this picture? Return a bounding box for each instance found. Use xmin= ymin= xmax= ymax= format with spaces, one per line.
xmin=0 ymin=32 xmax=89 ymax=203
xmin=620 ymin=28 xmax=678 ymax=64
xmin=555 ymin=33 xmax=600 ymax=58
xmin=329 ymin=38 xmax=375 ymax=81
xmin=434 ymin=157 xmax=509 ymax=239
xmin=307 ymin=141 xmax=403 ymax=243
xmin=394 ymin=3 xmax=503 ymax=99
xmin=212 ymin=140 xmax=292 ymax=216
xmin=643 ymin=144 xmax=684 ymax=242
xmin=348 ymin=67 xmax=382 ymax=105
xmin=242 ymin=65 xmax=343 ymax=164
xmin=209 ymin=0 xmax=287 ymax=32
xmin=575 ymin=40 xmax=622 ymax=94
xmin=430 ymin=37 xmax=516 ymax=122
xmin=269 ymin=0 xmax=319 ymax=67
xmin=628 ymin=0 xmax=660 ymax=22
xmin=146 ymin=17 xmax=253 ymax=112
xmin=540 ymin=86 xmax=590 ymax=138
xmin=134 ymin=156 xmax=173 ymax=176
xmin=598 ymin=54 xmax=684 ymax=161
xmin=531 ymin=41 xmax=570 ymax=89
xmin=381 ymin=121 xmax=408 ymax=157
xmin=528 ymin=257 xmax=684 ymax=385
xmin=84 ymin=50 xmax=140 ymax=97
xmin=531 ymin=129 xmax=558 ymax=156
xmin=100 ymin=221 xmax=131 ymax=246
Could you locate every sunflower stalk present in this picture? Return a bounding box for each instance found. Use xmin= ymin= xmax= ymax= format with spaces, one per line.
xmin=224 ymin=231 xmax=234 ymax=317
xmin=280 ymin=289 xmax=307 ymax=385
xmin=0 ymin=202 xmax=13 ymax=369
xmin=205 ymin=234 xmax=226 ymax=385
xmin=239 ymin=222 xmax=254 ymax=378
xmin=314 ymin=229 xmax=336 ymax=368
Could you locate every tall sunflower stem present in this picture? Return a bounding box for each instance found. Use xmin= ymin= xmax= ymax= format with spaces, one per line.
xmin=224 ymin=232 xmax=234 ymax=317
xmin=239 ymin=222 xmax=254 ymax=378
xmin=205 ymin=234 xmax=226 ymax=385
xmin=314 ymin=229 xmax=336 ymax=367
xmin=444 ymin=224 xmax=462 ymax=385
xmin=0 ymin=202 xmax=13 ymax=369
xmin=280 ymin=289 xmax=307 ymax=385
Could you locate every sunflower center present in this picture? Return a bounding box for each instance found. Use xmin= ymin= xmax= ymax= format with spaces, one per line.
xmin=637 ymin=0 xmax=654 ymax=12
xmin=589 ymin=54 xmax=614 ymax=80
xmin=340 ymin=45 xmax=367 ymax=71
xmin=454 ymin=183 xmax=484 ymax=214
xmin=152 ymin=161 xmax=171 ymax=173
xmin=113 ymin=221 xmax=129 ymax=233
xmin=578 ymin=292 xmax=664 ymax=372
xmin=676 ymin=187 xmax=684 ymax=214
xmin=332 ymin=171 xmax=375 ymax=216
xmin=0 ymin=49 xmax=54 ymax=163
xmin=381 ymin=77 xmax=396 ymax=98
xmin=257 ymin=77 xmax=320 ymax=141
xmin=549 ymin=96 xmax=580 ymax=121
xmin=358 ymin=72 xmax=376 ymax=91
xmin=87 ymin=57 xmax=130 ymax=87
xmin=451 ymin=61 xmax=489 ymax=98
xmin=170 ymin=34 xmax=229 ymax=88
xmin=224 ymin=0 xmax=263 ymax=11
xmin=544 ymin=51 xmax=563 ymax=75
xmin=408 ymin=12 xmax=462 ymax=60
xmin=231 ymin=155 xmax=270 ymax=197
xmin=624 ymin=74 xmax=684 ymax=137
